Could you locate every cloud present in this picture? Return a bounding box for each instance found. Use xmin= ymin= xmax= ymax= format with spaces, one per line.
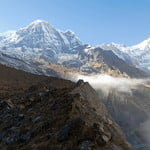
xmin=68 ymin=73 xmax=149 ymax=95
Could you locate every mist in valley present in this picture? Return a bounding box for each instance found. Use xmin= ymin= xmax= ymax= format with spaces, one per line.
xmin=69 ymin=73 xmax=149 ymax=95
xmin=68 ymin=73 xmax=150 ymax=149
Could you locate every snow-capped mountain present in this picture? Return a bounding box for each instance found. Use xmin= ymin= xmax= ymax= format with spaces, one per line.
xmin=100 ymin=39 xmax=150 ymax=72
xmin=0 ymin=20 xmax=148 ymax=78
xmin=100 ymin=43 xmax=135 ymax=65
xmin=0 ymin=20 xmax=82 ymax=63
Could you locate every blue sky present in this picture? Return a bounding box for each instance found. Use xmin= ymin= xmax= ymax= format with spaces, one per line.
xmin=0 ymin=0 xmax=150 ymax=46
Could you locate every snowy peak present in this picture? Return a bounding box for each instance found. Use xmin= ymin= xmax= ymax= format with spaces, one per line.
xmin=100 ymin=38 xmax=150 ymax=52
xmin=0 ymin=31 xmax=16 ymax=44
xmin=130 ymin=38 xmax=150 ymax=51
xmin=101 ymin=42 xmax=126 ymax=48
xmin=29 ymin=19 xmax=49 ymax=25
xmin=0 ymin=20 xmax=82 ymax=54
xmin=0 ymin=30 xmax=16 ymax=38
xmin=100 ymin=38 xmax=150 ymax=71
xmin=100 ymin=42 xmax=127 ymax=51
xmin=64 ymin=30 xmax=76 ymax=36
xmin=24 ymin=20 xmax=56 ymax=34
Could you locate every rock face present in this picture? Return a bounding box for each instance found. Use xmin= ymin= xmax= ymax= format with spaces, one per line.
xmin=0 ymin=64 xmax=132 ymax=150
xmin=67 ymin=46 xmax=148 ymax=78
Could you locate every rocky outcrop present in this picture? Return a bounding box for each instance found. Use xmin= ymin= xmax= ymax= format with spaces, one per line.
xmin=0 ymin=64 xmax=132 ymax=150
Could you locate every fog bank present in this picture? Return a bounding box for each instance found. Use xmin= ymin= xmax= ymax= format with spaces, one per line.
xmin=69 ymin=73 xmax=149 ymax=95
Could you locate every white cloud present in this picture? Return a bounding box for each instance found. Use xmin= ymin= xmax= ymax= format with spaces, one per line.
xmin=68 ymin=73 xmax=149 ymax=95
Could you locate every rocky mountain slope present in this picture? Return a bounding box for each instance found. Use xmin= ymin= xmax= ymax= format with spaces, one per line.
xmin=98 ymin=85 xmax=150 ymax=150
xmin=64 ymin=46 xmax=148 ymax=78
xmin=0 ymin=63 xmax=132 ymax=150
xmin=0 ymin=20 xmax=148 ymax=78
xmin=70 ymin=74 xmax=150 ymax=150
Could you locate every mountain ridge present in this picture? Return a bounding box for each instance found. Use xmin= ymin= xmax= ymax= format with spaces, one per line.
xmin=0 ymin=20 xmax=149 ymax=78
xmin=100 ymin=39 xmax=150 ymax=72
xmin=0 ymin=63 xmax=132 ymax=150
